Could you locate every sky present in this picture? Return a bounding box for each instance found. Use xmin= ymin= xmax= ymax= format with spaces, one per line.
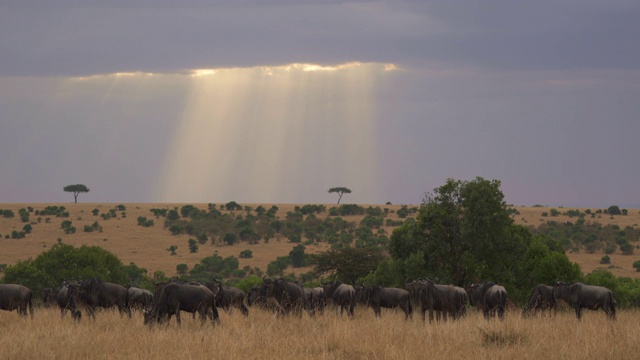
xmin=1 ymin=0 xmax=639 ymax=208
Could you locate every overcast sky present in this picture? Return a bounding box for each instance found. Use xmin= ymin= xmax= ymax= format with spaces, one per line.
xmin=1 ymin=0 xmax=639 ymax=207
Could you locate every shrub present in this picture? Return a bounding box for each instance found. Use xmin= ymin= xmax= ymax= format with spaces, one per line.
xmin=600 ymin=255 xmax=611 ymax=264
xmin=18 ymin=208 xmax=29 ymax=223
xmin=176 ymin=263 xmax=188 ymax=274
xmin=607 ymin=205 xmax=622 ymax=215
xmin=197 ymin=233 xmax=208 ymax=245
xmin=188 ymin=239 xmax=198 ymax=253
xmin=92 ymin=208 xmax=100 ymax=216
xmin=23 ymin=224 xmax=32 ymax=234
xmin=239 ymin=249 xmax=253 ymax=259
xmin=620 ymin=242 xmax=634 ymax=255
xmin=167 ymin=245 xmax=177 ymax=255
xmin=223 ymin=233 xmax=237 ymax=246
xmin=632 ymin=260 xmax=640 ymax=269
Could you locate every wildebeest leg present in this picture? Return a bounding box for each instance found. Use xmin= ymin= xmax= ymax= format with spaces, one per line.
xmin=211 ymin=305 xmax=220 ymax=325
xmin=574 ymin=306 xmax=582 ymax=320
xmin=374 ymin=306 xmax=381 ymax=318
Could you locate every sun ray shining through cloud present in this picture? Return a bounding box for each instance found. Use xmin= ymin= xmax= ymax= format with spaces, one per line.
xmin=154 ymin=62 xmax=394 ymax=203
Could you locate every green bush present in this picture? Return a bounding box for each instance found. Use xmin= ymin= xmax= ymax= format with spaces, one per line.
xmin=600 ymin=255 xmax=611 ymax=264
xmin=239 ymin=249 xmax=253 ymax=258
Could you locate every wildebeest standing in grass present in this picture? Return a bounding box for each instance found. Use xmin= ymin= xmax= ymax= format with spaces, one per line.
xmin=125 ymin=285 xmax=154 ymax=312
xmin=0 ymin=284 xmax=34 ymax=318
xmin=209 ymin=279 xmax=249 ymax=316
xmin=79 ymin=278 xmax=131 ymax=319
xmin=323 ymin=281 xmax=356 ymax=317
xmin=56 ymin=280 xmax=82 ymax=320
xmin=553 ymin=281 xmax=615 ymax=320
xmin=468 ymin=282 xmax=507 ymax=319
xmin=522 ymin=284 xmax=557 ymax=318
xmin=261 ymin=278 xmax=305 ymax=316
xmin=417 ymin=280 xmax=466 ymax=323
xmin=363 ymin=285 xmax=412 ymax=319
xmin=42 ymin=287 xmax=58 ymax=308
xmin=144 ymin=282 xmax=220 ymax=326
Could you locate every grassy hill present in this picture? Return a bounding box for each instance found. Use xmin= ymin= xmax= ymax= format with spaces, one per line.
xmin=1 ymin=203 xmax=639 ymax=279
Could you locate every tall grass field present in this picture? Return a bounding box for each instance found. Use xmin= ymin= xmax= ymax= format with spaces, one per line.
xmin=0 ymin=306 xmax=637 ymax=359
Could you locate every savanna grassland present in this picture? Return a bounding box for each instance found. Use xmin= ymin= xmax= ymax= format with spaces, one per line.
xmin=0 ymin=203 xmax=639 ymax=279
xmin=1 ymin=203 xmax=640 ymax=359
xmin=0 ymin=305 xmax=637 ymax=360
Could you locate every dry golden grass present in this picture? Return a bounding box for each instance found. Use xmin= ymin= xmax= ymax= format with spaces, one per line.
xmin=0 ymin=203 xmax=639 ymax=278
xmin=0 ymin=305 xmax=638 ymax=359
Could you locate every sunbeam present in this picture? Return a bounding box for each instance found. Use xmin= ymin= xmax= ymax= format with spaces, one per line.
xmin=155 ymin=62 xmax=395 ymax=203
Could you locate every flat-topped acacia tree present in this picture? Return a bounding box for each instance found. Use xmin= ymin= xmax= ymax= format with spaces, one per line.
xmin=328 ymin=187 xmax=351 ymax=204
xmin=63 ymin=184 xmax=90 ymax=203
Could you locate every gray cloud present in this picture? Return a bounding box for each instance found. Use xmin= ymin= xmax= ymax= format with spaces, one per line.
xmin=1 ymin=1 xmax=639 ymax=207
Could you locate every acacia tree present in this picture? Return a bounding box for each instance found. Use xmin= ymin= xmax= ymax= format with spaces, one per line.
xmin=63 ymin=184 xmax=90 ymax=203
xmin=328 ymin=187 xmax=352 ymax=204
xmin=312 ymin=247 xmax=384 ymax=284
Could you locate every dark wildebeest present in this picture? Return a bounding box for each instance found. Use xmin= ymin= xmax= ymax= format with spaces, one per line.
xmin=323 ymin=281 xmax=356 ymax=317
xmin=248 ymin=284 xmax=266 ymax=308
xmin=209 ymin=279 xmax=249 ymax=316
xmin=553 ymin=281 xmax=615 ymax=320
xmin=414 ymin=280 xmax=466 ymax=323
xmin=56 ymin=281 xmax=82 ymax=320
xmin=125 ymin=285 xmax=154 ymax=312
xmin=261 ymin=278 xmax=305 ymax=316
xmin=0 ymin=284 xmax=34 ymax=318
xmin=522 ymin=284 xmax=557 ymax=318
xmin=78 ymin=278 xmax=131 ymax=319
xmin=364 ymin=285 xmax=412 ymax=319
xmin=468 ymin=282 xmax=507 ymax=319
xmin=354 ymin=286 xmax=369 ymax=306
xmin=144 ymin=282 xmax=220 ymax=326
xmin=42 ymin=287 xmax=58 ymax=308
xmin=304 ymin=287 xmax=326 ymax=316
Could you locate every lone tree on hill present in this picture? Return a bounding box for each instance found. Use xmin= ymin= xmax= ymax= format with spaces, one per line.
xmin=328 ymin=187 xmax=351 ymax=204
xmin=63 ymin=184 xmax=90 ymax=203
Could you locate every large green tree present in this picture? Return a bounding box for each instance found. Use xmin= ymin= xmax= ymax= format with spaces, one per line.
xmin=1 ymin=244 xmax=129 ymax=296
xmin=391 ymin=177 xmax=527 ymax=286
xmin=63 ymin=184 xmax=90 ymax=203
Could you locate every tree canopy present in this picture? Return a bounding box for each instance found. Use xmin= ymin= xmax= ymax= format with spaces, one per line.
xmin=1 ymin=243 xmax=130 ymax=296
xmin=63 ymin=184 xmax=90 ymax=203
xmin=313 ymin=246 xmax=384 ymax=284
xmin=328 ymin=187 xmax=352 ymax=204
xmin=385 ymin=177 xmax=581 ymax=303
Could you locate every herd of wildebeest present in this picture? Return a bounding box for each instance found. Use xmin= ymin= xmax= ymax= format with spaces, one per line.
xmin=0 ymin=277 xmax=617 ymax=326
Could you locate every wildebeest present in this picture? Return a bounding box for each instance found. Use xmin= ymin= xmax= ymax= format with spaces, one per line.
xmin=144 ymin=282 xmax=220 ymax=326
xmin=522 ymin=284 xmax=557 ymax=317
xmin=56 ymin=280 xmax=82 ymax=320
xmin=248 ymin=284 xmax=266 ymax=307
xmin=42 ymin=287 xmax=58 ymax=308
xmin=553 ymin=281 xmax=616 ymax=320
xmin=209 ymin=279 xmax=249 ymax=316
xmin=0 ymin=283 xmax=34 ymax=318
xmin=323 ymin=281 xmax=356 ymax=317
xmin=125 ymin=285 xmax=154 ymax=312
xmin=304 ymin=287 xmax=326 ymax=316
xmin=468 ymin=282 xmax=507 ymax=319
xmin=78 ymin=278 xmax=131 ymax=319
xmin=363 ymin=285 xmax=412 ymax=319
xmin=412 ymin=279 xmax=466 ymax=323
xmin=261 ymin=277 xmax=305 ymax=316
